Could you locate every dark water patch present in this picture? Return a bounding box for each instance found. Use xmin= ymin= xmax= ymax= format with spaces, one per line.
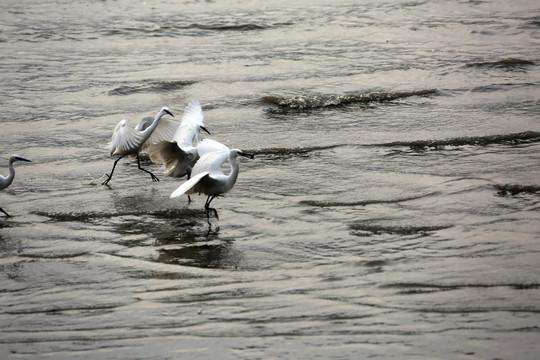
xmin=157 ymin=241 xmax=238 ymax=269
xmin=19 ymin=252 xmax=90 ymax=259
xmin=301 ymin=193 xmax=435 ymax=208
xmin=128 ymin=270 xmax=203 ymax=280
xmin=350 ymin=223 xmax=451 ymax=236
xmin=158 ymin=289 xmax=269 ymax=304
xmin=34 ymin=208 xmax=205 ymax=223
xmin=261 ymin=89 xmax=437 ymax=110
xmin=470 ymin=82 xmax=536 ymax=93
xmin=377 ymin=131 xmax=540 ymax=151
xmin=102 ymin=22 xmax=271 ymax=38
xmin=465 ymin=58 xmax=535 ymax=70
xmin=4 ymin=302 xmax=126 ymax=316
xmin=108 ymin=80 xmax=196 ymax=96
xmin=382 ymin=282 xmax=540 ymax=291
xmin=525 ymin=20 xmax=540 ymax=28
xmin=359 ymin=259 xmax=390 ymax=267
xmin=251 ymin=145 xmax=341 ymax=159
xmin=183 ymin=22 xmax=269 ymax=31
xmin=494 ymin=184 xmax=540 ymax=196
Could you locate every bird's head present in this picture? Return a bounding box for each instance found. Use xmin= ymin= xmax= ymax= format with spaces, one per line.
xmin=235 ymin=150 xmax=254 ymax=160
xmin=10 ymin=154 xmax=31 ymax=163
xmin=161 ymin=107 xmax=174 ymax=117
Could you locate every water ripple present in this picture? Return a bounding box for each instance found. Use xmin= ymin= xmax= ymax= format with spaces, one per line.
xmin=262 ymin=89 xmax=437 ymax=110
xmin=108 ymin=80 xmax=196 ymax=96
xmin=376 ymin=131 xmax=540 ymax=150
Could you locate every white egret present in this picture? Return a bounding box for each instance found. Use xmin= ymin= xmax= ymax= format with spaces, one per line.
xmin=146 ymin=99 xmax=211 ymax=179
xmin=1 ymin=154 xmax=31 ymax=217
xmin=102 ymin=106 xmax=175 ymax=185
xmin=170 ymin=139 xmax=254 ymax=220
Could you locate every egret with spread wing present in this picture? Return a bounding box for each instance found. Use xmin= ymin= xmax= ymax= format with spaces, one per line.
xmin=102 ymin=106 xmax=175 ymax=185
xmin=147 ymin=99 xmax=210 ymax=179
xmin=170 ymin=139 xmax=253 ymax=221
xmin=1 ymin=154 xmax=31 ymax=217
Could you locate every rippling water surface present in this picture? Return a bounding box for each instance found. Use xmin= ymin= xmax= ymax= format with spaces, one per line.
xmin=1 ymin=0 xmax=539 ymax=359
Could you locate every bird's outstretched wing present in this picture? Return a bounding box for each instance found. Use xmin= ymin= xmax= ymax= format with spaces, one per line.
xmin=109 ymin=119 xmax=145 ymax=156
xmin=147 ymin=141 xmax=184 ymax=164
xmin=196 ymin=138 xmax=229 ymax=158
xmin=192 ymin=150 xmax=229 ymax=177
xmin=170 ymin=171 xmax=209 ymax=198
xmin=182 ymin=99 xmax=204 ymax=125
xmin=172 ymin=122 xmax=198 ymax=149
xmin=143 ymin=118 xmax=180 ymax=150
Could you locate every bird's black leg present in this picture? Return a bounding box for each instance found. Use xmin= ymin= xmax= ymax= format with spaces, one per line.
xmin=0 ymin=206 xmax=12 ymax=217
xmin=204 ymin=195 xmax=219 ymax=220
xmin=187 ymin=171 xmax=192 ymax=203
xmin=137 ymin=154 xmax=159 ymax=182
xmin=102 ymin=156 xmax=124 ymax=185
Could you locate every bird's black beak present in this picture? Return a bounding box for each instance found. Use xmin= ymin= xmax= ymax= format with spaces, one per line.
xmin=200 ymin=125 xmax=211 ymax=135
xmin=165 ymin=109 xmax=174 ymax=117
xmin=17 ymin=157 xmax=31 ymax=162
xmin=238 ymin=151 xmax=254 ymax=159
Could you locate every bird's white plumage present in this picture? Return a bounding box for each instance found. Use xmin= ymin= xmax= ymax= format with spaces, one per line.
xmin=196 ymin=138 xmax=229 ymax=158
xmin=181 ymin=99 xmax=204 ymax=125
xmin=142 ymin=118 xmax=180 ymax=150
xmin=1 ymin=154 xmax=31 ymax=216
xmin=146 ymin=100 xmax=209 ymax=178
xmin=169 ymin=138 xmax=253 ymax=220
xmin=172 ymin=123 xmax=198 ymax=149
xmin=108 ymin=107 xmax=174 ymax=157
xmin=170 ymin=171 xmax=209 ymax=198
xmin=134 ymin=117 xmax=153 ymax=131
xmin=102 ymin=107 xmax=173 ymax=185
xmin=109 ymin=120 xmax=145 ymax=156
xmin=191 ymin=149 xmax=229 ymax=177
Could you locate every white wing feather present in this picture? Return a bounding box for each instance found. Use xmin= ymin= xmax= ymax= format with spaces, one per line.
xmin=191 ymin=150 xmax=229 ymax=177
xmin=170 ymin=171 xmax=209 ymax=198
xmin=196 ymin=138 xmax=229 ymax=158
xmin=109 ymin=120 xmax=145 ymax=156
xmin=182 ymin=99 xmax=204 ymax=125
xmin=144 ymin=118 xmax=180 ymax=147
xmin=172 ymin=122 xmax=198 ymax=149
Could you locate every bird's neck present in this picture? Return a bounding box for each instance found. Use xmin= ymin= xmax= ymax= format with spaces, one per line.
xmin=225 ymin=155 xmax=240 ymax=190
xmin=3 ymin=160 xmax=16 ymax=188
xmin=141 ymin=111 xmax=165 ymax=140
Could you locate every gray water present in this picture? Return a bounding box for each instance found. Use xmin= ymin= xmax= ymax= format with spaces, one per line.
xmin=1 ymin=0 xmax=539 ymax=359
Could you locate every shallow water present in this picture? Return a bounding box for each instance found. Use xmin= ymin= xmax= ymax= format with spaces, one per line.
xmin=1 ymin=0 xmax=539 ymax=359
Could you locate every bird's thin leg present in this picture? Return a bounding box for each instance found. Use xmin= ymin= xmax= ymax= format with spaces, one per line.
xmin=204 ymin=195 xmax=219 ymax=220
xmin=0 ymin=206 xmax=12 ymax=217
xmin=187 ymin=171 xmax=192 ymax=203
xmin=102 ymin=156 xmax=124 ymax=185
xmin=137 ymin=154 xmax=159 ymax=182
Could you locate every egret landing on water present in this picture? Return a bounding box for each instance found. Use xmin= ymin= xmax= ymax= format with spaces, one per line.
xmin=102 ymin=106 xmax=175 ymax=185
xmin=0 ymin=155 xmax=31 ymax=217
xmin=170 ymin=139 xmax=254 ymax=221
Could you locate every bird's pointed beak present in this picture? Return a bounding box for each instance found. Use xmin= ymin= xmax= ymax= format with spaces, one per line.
xmin=16 ymin=156 xmax=31 ymax=162
xmin=238 ymin=151 xmax=254 ymax=159
xmin=200 ymin=125 xmax=211 ymax=135
xmin=165 ymin=109 xmax=174 ymax=117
